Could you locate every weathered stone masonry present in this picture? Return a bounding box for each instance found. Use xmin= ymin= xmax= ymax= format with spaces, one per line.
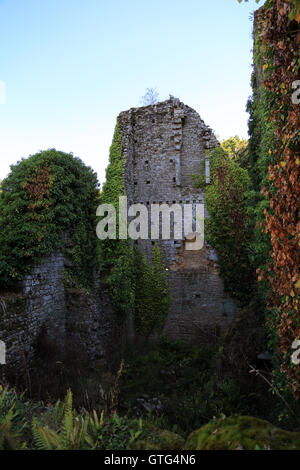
xmin=118 ymin=97 xmax=237 ymax=343
xmin=0 ymin=252 xmax=65 ymax=377
xmin=0 ymin=98 xmax=238 ymax=378
xmin=0 ymin=253 xmax=122 ymax=378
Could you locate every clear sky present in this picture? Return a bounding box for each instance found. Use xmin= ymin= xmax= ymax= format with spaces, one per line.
xmin=0 ymin=0 xmax=264 ymax=186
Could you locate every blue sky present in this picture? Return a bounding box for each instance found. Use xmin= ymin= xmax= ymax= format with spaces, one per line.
xmin=0 ymin=0 xmax=264 ymax=185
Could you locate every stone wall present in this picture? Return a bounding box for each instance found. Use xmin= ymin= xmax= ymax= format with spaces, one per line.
xmin=118 ymin=97 xmax=237 ymax=343
xmin=0 ymin=252 xmax=65 ymax=380
xmin=0 ymin=253 xmax=123 ymax=380
xmin=165 ymin=243 xmax=237 ymax=343
xmin=65 ymin=279 xmax=127 ymax=368
xmin=0 ymin=97 xmax=239 ymax=380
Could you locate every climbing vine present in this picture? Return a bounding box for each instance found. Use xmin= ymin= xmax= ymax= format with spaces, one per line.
xmin=258 ymin=1 xmax=300 ymax=398
xmin=98 ymin=124 xmax=171 ymax=331
xmin=0 ymin=149 xmax=99 ymax=290
xmin=97 ymin=124 xmax=135 ymax=320
xmin=205 ymin=147 xmax=255 ymax=304
xmin=246 ymin=0 xmax=300 ymax=398
xmin=133 ymin=244 xmax=171 ymax=337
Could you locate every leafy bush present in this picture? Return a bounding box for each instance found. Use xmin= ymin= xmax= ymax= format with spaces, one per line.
xmin=0 ymin=149 xmax=99 ymax=290
xmin=0 ymin=386 xmax=27 ymax=450
xmin=119 ymin=338 xmax=265 ymax=436
xmin=205 ymin=147 xmax=255 ymax=304
xmin=0 ymin=385 xmax=144 ymax=450
xmin=247 ymin=1 xmax=300 ymax=403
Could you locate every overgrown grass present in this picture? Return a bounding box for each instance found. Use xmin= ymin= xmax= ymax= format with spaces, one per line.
xmin=0 ymin=385 xmax=144 ymax=450
xmin=118 ymin=338 xmax=270 ymax=437
xmin=2 ymin=336 xmax=297 ymax=449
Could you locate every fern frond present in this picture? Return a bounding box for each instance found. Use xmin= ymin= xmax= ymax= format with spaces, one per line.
xmin=61 ymin=389 xmax=74 ymax=447
xmin=32 ymin=418 xmax=62 ymax=450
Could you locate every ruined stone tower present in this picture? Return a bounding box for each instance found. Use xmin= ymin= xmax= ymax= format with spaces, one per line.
xmin=118 ymin=97 xmax=237 ymax=344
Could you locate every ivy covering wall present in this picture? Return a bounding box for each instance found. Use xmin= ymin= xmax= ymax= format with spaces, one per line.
xmin=247 ymin=0 xmax=300 ymax=402
xmin=98 ymin=123 xmax=171 ymax=334
xmin=97 ymin=124 xmax=135 ymax=320
xmin=195 ymin=0 xmax=300 ymax=418
xmin=205 ymin=147 xmax=255 ymax=305
xmin=0 ymin=149 xmax=99 ymax=290
xmin=133 ymin=245 xmax=171 ymax=337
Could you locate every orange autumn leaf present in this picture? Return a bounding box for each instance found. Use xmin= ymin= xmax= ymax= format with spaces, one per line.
xmin=255 ymin=0 xmax=300 ymax=398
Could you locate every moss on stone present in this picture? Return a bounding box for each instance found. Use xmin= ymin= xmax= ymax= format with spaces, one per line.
xmin=185 ymin=415 xmax=300 ymax=450
xmin=132 ymin=429 xmax=185 ymax=450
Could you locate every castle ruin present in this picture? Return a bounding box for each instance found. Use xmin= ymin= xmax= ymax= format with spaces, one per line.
xmin=117 ymin=97 xmax=237 ymax=343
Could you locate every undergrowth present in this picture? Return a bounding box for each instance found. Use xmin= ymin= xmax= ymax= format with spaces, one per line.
xmin=118 ymin=338 xmax=274 ymax=437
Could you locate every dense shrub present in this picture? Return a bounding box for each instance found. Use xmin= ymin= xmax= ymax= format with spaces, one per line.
xmin=246 ymin=1 xmax=300 ymax=402
xmin=205 ymin=147 xmax=255 ymax=304
xmin=0 ymin=149 xmax=99 ymax=290
xmin=0 ymin=385 xmax=143 ymax=450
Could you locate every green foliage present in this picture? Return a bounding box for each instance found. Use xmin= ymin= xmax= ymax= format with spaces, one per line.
xmin=104 ymin=240 xmax=135 ymax=321
xmin=0 ymin=386 xmax=26 ymax=450
xmin=32 ymin=389 xmax=91 ymax=450
xmin=191 ymin=158 xmax=206 ymax=190
xmin=119 ymin=338 xmax=262 ymax=436
xmin=97 ymin=124 xmax=135 ymax=320
xmin=132 ymin=428 xmax=184 ymax=450
xmin=220 ymin=135 xmax=248 ymax=167
xmin=133 ymin=245 xmax=171 ymax=337
xmin=88 ymin=411 xmax=143 ymax=450
xmin=244 ymin=20 xmax=277 ymax=294
xmin=244 ymin=15 xmax=276 ymax=338
xmin=0 ymin=149 xmax=99 ymax=290
xmin=98 ymin=124 xmax=171 ymax=330
xmin=245 ymin=0 xmax=300 ymax=416
xmin=32 ymin=390 xmax=143 ymax=450
xmin=289 ymin=0 xmax=300 ymax=19
xmin=0 ymin=385 xmax=145 ymax=450
xmin=246 ymin=78 xmax=276 ymax=191
xmin=2 ymin=381 xmax=300 ymax=451
xmin=205 ymin=147 xmax=255 ymax=303
xmin=185 ymin=415 xmax=300 ymax=450
xmin=100 ymin=124 xmax=125 ymax=210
